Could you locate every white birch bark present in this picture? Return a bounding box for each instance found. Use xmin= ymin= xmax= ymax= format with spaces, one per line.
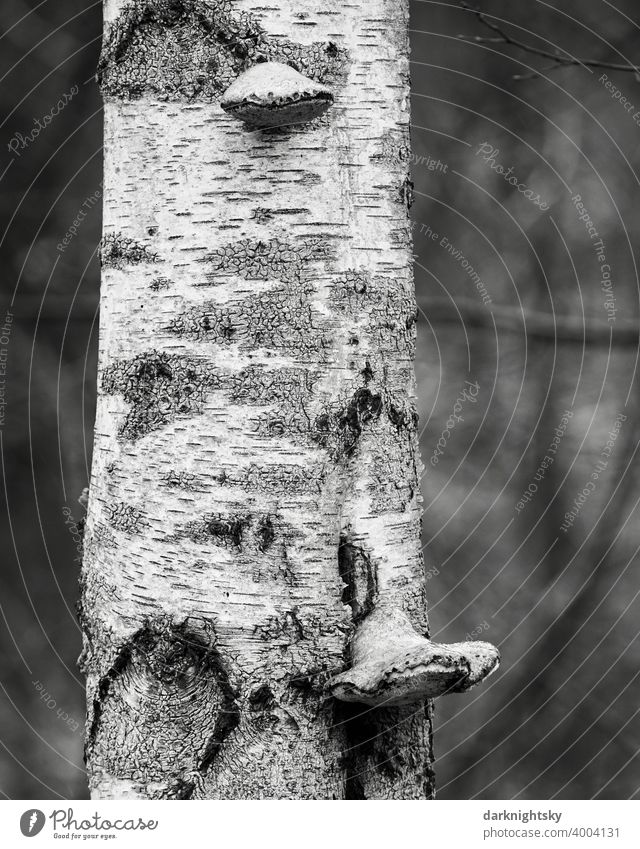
xmin=82 ymin=0 xmax=497 ymax=800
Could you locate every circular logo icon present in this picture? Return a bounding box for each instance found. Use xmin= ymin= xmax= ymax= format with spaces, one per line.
xmin=20 ymin=810 xmax=45 ymax=837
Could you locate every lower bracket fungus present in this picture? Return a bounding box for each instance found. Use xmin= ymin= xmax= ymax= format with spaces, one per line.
xmin=328 ymin=607 xmax=500 ymax=707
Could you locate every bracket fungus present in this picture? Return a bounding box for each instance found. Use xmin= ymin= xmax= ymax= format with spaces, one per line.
xmin=221 ymin=61 xmax=334 ymax=128
xmin=328 ymin=607 xmax=500 ymax=707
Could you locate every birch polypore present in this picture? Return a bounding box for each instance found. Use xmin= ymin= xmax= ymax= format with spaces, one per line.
xmin=328 ymin=608 xmax=499 ymax=706
xmin=221 ymin=62 xmax=334 ymax=127
xmin=83 ymin=0 xmax=498 ymax=800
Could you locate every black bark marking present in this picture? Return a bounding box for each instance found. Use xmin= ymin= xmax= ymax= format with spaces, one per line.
xmin=312 ymin=388 xmax=383 ymax=459
xmin=206 ymin=515 xmax=250 ymax=548
xmin=399 ymin=175 xmax=414 ymax=209
xmin=196 ymin=644 xmax=241 ymax=774
xmin=248 ymin=684 xmax=276 ymax=711
xmin=98 ymin=0 xmax=348 ymax=102
xmin=253 ymin=207 xmax=310 ymax=224
xmin=101 ymin=232 xmax=158 ymax=269
xmin=338 ymin=536 xmax=378 ymax=624
xmin=87 ymin=642 xmax=134 ymax=757
xmin=341 ymin=389 xmax=384 ymax=444
xmin=175 ymin=511 xmax=285 ymax=558
xmin=247 ymin=684 xmax=280 ymax=731
xmin=87 ymin=620 xmax=240 ymax=798
xmin=102 ymin=351 xmax=219 ymax=440
xmin=361 ymin=361 xmax=374 ymax=383
xmin=176 ymin=513 xmax=251 ymax=548
xmin=256 ymin=515 xmax=275 ymax=552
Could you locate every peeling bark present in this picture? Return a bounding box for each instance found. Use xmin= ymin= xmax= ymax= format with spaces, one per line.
xmin=84 ymin=0 xmax=495 ymax=800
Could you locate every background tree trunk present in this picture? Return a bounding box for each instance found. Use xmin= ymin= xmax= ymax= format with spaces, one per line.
xmin=82 ymin=0 xmax=436 ymax=799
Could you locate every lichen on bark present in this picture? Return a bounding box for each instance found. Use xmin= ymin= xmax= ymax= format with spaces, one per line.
xmin=98 ymin=0 xmax=348 ymax=101
xmin=101 ymin=232 xmax=158 ymax=268
xmin=101 ymin=351 xmax=219 ymax=440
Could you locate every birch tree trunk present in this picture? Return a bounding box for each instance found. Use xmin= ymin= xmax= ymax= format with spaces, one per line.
xmin=81 ymin=0 xmax=498 ymax=800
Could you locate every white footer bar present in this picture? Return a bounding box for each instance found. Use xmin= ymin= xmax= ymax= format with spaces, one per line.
xmin=1 ymin=800 xmax=637 ymax=849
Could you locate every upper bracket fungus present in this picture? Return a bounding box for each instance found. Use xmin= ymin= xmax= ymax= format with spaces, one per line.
xmin=328 ymin=607 xmax=500 ymax=707
xmin=221 ymin=61 xmax=334 ymax=128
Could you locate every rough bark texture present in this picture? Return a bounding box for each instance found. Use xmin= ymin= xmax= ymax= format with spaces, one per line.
xmin=83 ymin=0 xmax=436 ymax=799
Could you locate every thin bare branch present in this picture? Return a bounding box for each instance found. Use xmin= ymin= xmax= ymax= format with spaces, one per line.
xmin=457 ymin=1 xmax=640 ymax=76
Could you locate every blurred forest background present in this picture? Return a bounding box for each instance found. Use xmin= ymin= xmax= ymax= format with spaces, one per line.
xmin=1 ymin=0 xmax=640 ymax=799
